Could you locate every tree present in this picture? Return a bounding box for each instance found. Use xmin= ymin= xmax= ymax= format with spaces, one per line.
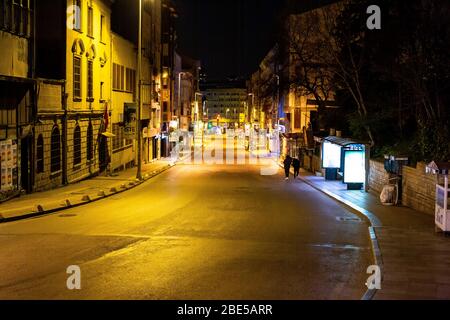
xmin=392 ymin=0 xmax=450 ymax=161
xmin=281 ymin=11 xmax=336 ymax=110
xmin=277 ymin=0 xmax=450 ymax=160
xmin=279 ymin=1 xmax=377 ymax=145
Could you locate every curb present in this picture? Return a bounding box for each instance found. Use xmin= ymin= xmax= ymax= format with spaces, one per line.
xmin=0 ymin=164 xmax=173 ymax=224
xmin=278 ymin=161 xmax=384 ymax=300
xmin=361 ymin=227 xmax=384 ymax=300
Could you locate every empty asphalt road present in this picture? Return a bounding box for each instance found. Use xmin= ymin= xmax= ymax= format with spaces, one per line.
xmin=0 ymin=146 xmax=372 ymax=299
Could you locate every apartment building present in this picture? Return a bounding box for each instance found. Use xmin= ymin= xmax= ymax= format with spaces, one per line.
xmin=34 ymin=0 xmax=113 ymax=191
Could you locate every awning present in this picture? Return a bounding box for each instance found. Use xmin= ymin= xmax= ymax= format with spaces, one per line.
xmin=323 ymin=136 xmax=369 ymax=147
xmin=102 ymin=132 xmax=116 ymax=138
xmin=282 ymin=132 xmax=303 ymax=140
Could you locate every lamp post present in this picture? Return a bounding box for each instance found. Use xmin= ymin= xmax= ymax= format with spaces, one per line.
xmin=194 ymin=92 xmax=203 ymax=122
xmin=136 ymin=0 xmax=143 ymax=180
xmin=248 ymin=93 xmax=254 ymax=124
xmin=193 ymin=92 xmax=203 ymax=147
xmin=273 ymin=74 xmax=281 ymax=162
xmin=274 ymin=74 xmax=280 ymax=131
xmin=178 ymin=71 xmax=187 ymax=129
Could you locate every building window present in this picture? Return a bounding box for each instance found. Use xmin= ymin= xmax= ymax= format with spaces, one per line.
xmin=1 ymin=0 xmax=31 ymax=37
xmin=112 ymin=123 xmax=121 ymax=151
xmin=73 ymin=0 xmax=81 ymax=32
xmin=100 ymin=81 xmax=104 ymax=101
xmin=87 ymin=122 xmax=93 ymax=161
xmin=113 ymin=63 xmax=118 ymax=90
xmin=87 ymin=6 xmax=93 ymax=37
xmin=113 ymin=63 xmax=126 ymax=91
xmin=0 ymin=0 xmax=9 ymax=30
xmin=87 ymin=59 xmax=94 ymax=100
xmin=126 ymin=68 xmax=136 ymax=94
xmin=120 ymin=65 xmax=124 ymax=90
xmin=36 ymin=134 xmax=44 ymax=174
xmin=51 ymin=126 xmax=61 ymax=173
xmin=12 ymin=0 xmax=21 ymax=34
xmin=100 ymin=14 xmax=105 ymax=42
xmin=294 ymin=108 xmax=301 ymax=129
xmin=73 ymin=55 xmax=82 ymax=100
xmin=112 ymin=124 xmax=132 ymax=151
xmin=73 ymin=124 xmax=82 ymax=166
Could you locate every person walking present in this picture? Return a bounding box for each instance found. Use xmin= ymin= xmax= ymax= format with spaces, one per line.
xmin=283 ymin=155 xmax=293 ymax=180
xmin=292 ymin=157 xmax=301 ymax=179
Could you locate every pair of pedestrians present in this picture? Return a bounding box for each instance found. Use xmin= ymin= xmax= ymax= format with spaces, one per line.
xmin=283 ymin=155 xmax=300 ymax=180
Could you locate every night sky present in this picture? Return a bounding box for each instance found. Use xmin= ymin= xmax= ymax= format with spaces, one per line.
xmin=174 ymin=0 xmax=287 ymax=80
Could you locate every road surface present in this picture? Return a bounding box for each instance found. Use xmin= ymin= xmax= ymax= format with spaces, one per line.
xmin=0 ymin=142 xmax=371 ymax=299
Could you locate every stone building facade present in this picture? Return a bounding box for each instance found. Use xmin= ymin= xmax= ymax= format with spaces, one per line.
xmin=1 ymin=0 xmax=177 ymax=194
xmin=112 ymin=0 xmax=165 ymax=163
xmin=34 ymin=0 xmax=112 ymax=191
xmin=204 ymin=88 xmax=247 ymax=128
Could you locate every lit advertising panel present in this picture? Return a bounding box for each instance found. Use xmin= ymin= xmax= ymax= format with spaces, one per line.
xmin=343 ymin=150 xmax=365 ymax=184
xmin=322 ymin=141 xmax=341 ymax=168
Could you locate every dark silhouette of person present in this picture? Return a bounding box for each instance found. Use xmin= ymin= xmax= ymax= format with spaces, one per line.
xmin=292 ymin=157 xmax=301 ymax=179
xmin=283 ymin=155 xmax=293 ymax=180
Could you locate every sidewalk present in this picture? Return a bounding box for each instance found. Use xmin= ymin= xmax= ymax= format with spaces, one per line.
xmin=297 ymin=169 xmax=450 ymax=300
xmin=0 ymin=160 xmax=172 ymax=223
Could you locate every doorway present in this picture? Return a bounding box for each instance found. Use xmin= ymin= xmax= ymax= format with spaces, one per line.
xmin=99 ymin=135 xmax=108 ymax=173
xmin=152 ymin=137 xmax=158 ymax=160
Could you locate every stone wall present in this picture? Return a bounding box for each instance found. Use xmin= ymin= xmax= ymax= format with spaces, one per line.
xmin=303 ymin=154 xmax=322 ymax=174
xmin=303 ymin=146 xmax=439 ymax=216
xmin=368 ymin=160 xmax=390 ymax=194
xmin=368 ymin=160 xmax=437 ymax=215
xmin=312 ymin=155 xmax=322 ymax=174
xmin=66 ymin=118 xmax=102 ymax=184
xmin=402 ymin=162 xmax=437 ymax=215
xmin=34 ymin=115 xmax=104 ymax=192
xmin=34 ymin=119 xmax=64 ymax=191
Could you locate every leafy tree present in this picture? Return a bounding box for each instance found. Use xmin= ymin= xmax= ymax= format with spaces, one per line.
xmin=275 ymin=0 xmax=450 ymax=161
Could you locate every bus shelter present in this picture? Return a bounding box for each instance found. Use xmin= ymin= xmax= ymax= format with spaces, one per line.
xmin=321 ymin=136 xmax=370 ymax=191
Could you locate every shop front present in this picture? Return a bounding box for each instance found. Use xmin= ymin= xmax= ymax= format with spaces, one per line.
xmin=0 ymin=76 xmax=35 ymax=198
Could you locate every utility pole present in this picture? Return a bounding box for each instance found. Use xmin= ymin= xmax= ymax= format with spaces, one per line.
xmin=136 ymin=0 xmax=143 ymax=180
xmin=178 ymin=71 xmax=187 ymax=130
xmin=274 ymin=73 xmax=281 ymax=161
xmin=275 ymin=74 xmax=280 ymax=130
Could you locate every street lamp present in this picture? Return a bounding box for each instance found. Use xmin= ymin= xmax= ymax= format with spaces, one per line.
xmin=274 ymin=74 xmax=280 ymax=131
xmin=194 ymin=92 xmax=202 ymax=122
xmin=248 ymin=93 xmax=255 ymax=124
xmin=274 ymin=74 xmax=281 ymax=161
xmin=177 ymin=71 xmax=187 ymax=129
xmin=136 ymin=0 xmax=144 ymax=180
xmin=193 ymin=92 xmax=203 ymax=147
